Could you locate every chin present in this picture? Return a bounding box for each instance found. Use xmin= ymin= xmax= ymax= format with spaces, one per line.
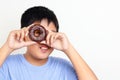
xmin=26 ymin=46 xmax=53 ymax=60
xmin=38 ymin=57 xmax=49 ymax=60
xmin=32 ymin=53 xmax=50 ymax=60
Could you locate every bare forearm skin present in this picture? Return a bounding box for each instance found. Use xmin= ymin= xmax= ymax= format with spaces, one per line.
xmin=0 ymin=43 xmax=13 ymax=67
xmin=64 ymin=44 xmax=98 ymax=80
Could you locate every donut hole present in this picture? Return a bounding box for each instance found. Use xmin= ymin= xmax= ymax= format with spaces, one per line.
xmin=34 ymin=29 xmax=42 ymax=37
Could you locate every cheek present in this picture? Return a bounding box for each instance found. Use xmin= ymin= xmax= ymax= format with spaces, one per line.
xmin=27 ymin=44 xmax=39 ymax=52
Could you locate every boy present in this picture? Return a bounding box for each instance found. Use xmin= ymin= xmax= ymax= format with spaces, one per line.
xmin=0 ymin=6 xmax=98 ymax=80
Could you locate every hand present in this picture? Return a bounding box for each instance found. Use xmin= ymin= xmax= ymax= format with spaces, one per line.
xmin=5 ymin=27 xmax=36 ymax=52
xmin=46 ymin=31 xmax=71 ymax=52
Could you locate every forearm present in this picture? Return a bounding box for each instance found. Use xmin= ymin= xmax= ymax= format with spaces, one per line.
xmin=64 ymin=44 xmax=98 ymax=80
xmin=0 ymin=43 xmax=13 ymax=67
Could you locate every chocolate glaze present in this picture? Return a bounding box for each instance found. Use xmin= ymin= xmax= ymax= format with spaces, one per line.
xmin=28 ymin=24 xmax=47 ymax=42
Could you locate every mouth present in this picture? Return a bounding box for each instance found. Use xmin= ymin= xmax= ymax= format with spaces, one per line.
xmin=39 ymin=44 xmax=51 ymax=53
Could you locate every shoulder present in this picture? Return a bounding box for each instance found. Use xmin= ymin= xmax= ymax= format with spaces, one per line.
xmin=0 ymin=54 xmax=22 ymax=72
xmin=4 ymin=54 xmax=22 ymax=66
xmin=49 ymin=56 xmax=78 ymax=79
xmin=49 ymin=56 xmax=73 ymax=70
xmin=6 ymin=54 xmax=22 ymax=61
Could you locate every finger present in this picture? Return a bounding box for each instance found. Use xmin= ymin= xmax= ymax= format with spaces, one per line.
xmin=22 ymin=23 xmax=34 ymax=32
xmin=25 ymin=24 xmax=36 ymax=37
xmin=46 ymin=30 xmax=52 ymax=45
xmin=23 ymin=27 xmax=28 ymax=35
xmin=50 ymin=34 xmax=56 ymax=46
xmin=54 ymin=33 xmax=63 ymax=40
xmin=46 ymin=31 xmax=56 ymax=46
xmin=46 ymin=32 xmax=51 ymax=45
xmin=15 ymin=30 xmax=21 ymax=41
xmin=26 ymin=23 xmax=34 ymax=30
xmin=23 ymin=27 xmax=29 ymax=36
xmin=20 ymin=28 xmax=25 ymax=41
xmin=24 ymin=41 xmax=37 ymax=46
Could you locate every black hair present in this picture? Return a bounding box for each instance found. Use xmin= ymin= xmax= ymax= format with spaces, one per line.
xmin=21 ymin=6 xmax=59 ymax=32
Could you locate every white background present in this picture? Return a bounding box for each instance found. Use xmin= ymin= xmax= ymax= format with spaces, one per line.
xmin=0 ymin=0 xmax=120 ymax=80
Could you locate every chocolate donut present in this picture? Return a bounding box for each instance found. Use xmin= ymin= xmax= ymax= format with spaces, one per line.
xmin=28 ymin=24 xmax=47 ymax=42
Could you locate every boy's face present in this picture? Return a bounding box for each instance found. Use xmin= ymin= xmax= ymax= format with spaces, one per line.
xmin=25 ymin=19 xmax=57 ymax=60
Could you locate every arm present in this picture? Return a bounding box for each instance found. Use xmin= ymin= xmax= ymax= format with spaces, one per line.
xmin=47 ymin=32 xmax=98 ymax=80
xmin=64 ymin=44 xmax=98 ymax=80
xmin=0 ymin=43 xmax=13 ymax=67
xmin=0 ymin=27 xmax=36 ymax=67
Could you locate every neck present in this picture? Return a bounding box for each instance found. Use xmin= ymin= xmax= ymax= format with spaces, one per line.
xmin=24 ymin=53 xmax=48 ymax=66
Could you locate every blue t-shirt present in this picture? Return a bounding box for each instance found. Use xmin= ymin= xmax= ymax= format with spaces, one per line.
xmin=0 ymin=54 xmax=78 ymax=80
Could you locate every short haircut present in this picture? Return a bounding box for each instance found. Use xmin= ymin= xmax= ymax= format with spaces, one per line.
xmin=21 ymin=6 xmax=59 ymax=32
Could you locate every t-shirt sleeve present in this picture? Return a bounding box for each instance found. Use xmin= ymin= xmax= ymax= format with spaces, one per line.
xmin=62 ymin=60 xmax=78 ymax=80
xmin=0 ymin=61 xmax=9 ymax=80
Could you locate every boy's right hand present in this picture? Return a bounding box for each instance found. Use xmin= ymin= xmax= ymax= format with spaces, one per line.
xmin=0 ymin=26 xmax=36 ymax=67
xmin=4 ymin=27 xmax=36 ymax=53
